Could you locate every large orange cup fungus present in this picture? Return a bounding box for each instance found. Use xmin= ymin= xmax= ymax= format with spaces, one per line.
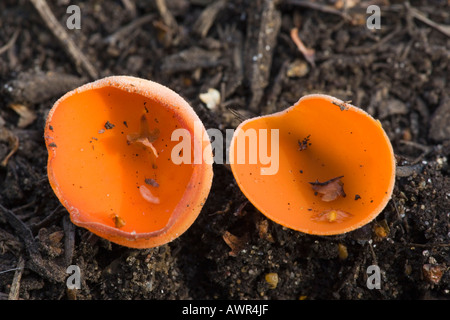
xmin=45 ymin=76 xmax=213 ymax=248
xmin=229 ymin=94 xmax=396 ymax=235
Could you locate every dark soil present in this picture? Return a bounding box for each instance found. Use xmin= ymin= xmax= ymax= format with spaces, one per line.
xmin=0 ymin=0 xmax=449 ymax=300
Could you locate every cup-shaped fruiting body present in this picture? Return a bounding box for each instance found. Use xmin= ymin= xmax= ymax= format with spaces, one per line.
xmin=229 ymin=94 xmax=395 ymax=235
xmin=45 ymin=76 xmax=213 ymax=248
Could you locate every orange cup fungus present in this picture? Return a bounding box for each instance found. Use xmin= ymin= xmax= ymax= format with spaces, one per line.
xmin=45 ymin=76 xmax=213 ymax=248
xmin=229 ymin=94 xmax=396 ymax=235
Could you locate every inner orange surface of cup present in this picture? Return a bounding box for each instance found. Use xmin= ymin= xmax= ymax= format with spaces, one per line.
xmin=45 ymin=76 xmax=213 ymax=248
xmin=229 ymin=94 xmax=396 ymax=235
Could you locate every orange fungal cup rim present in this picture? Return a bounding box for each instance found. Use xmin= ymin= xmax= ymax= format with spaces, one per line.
xmin=229 ymin=93 xmax=396 ymax=235
xmin=45 ymin=76 xmax=213 ymax=248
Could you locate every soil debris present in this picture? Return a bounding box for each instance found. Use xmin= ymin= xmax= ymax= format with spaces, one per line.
xmin=145 ymin=178 xmax=160 ymax=188
xmin=1 ymin=0 xmax=449 ymax=301
xmin=104 ymin=121 xmax=115 ymax=130
xmin=422 ymin=263 xmax=446 ymax=285
xmin=222 ymin=231 xmax=247 ymax=257
xmin=297 ymin=135 xmax=311 ymax=151
xmin=112 ymin=214 xmax=126 ymax=229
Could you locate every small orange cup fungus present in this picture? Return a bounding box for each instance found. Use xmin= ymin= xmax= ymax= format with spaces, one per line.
xmin=45 ymin=76 xmax=213 ymax=248
xmin=229 ymin=94 xmax=395 ymax=235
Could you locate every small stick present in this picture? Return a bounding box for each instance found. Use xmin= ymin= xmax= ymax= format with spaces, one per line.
xmin=0 ymin=268 xmax=23 ymax=275
xmin=226 ymin=106 xmax=250 ymax=122
xmin=285 ymin=0 xmax=351 ymax=20
xmin=106 ymin=13 xmax=155 ymax=46
xmin=405 ymin=2 xmax=450 ymax=38
xmin=155 ymin=0 xmax=178 ymax=31
xmin=309 ymin=175 xmax=344 ymax=187
xmin=63 ymin=215 xmax=76 ymax=266
xmin=193 ymin=0 xmax=227 ymax=37
xmin=120 ymin=0 xmax=137 ymax=17
xmin=0 ymin=29 xmax=20 ymax=55
xmin=30 ymin=205 xmax=65 ymax=233
xmin=29 ymin=0 xmax=99 ymax=79
xmin=0 ymin=128 xmax=19 ymax=167
xmin=0 ymin=204 xmax=66 ymax=283
xmin=290 ymin=28 xmax=315 ymax=67
xmin=399 ymin=140 xmax=432 ymax=153
xmin=8 ymin=256 xmax=25 ymax=300
xmin=396 ymin=242 xmax=450 ymax=248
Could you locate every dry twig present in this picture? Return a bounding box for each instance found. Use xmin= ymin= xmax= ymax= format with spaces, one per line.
xmin=106 ymin=14 xmax=155 ymax=46
xmin=285 ymin=0 xmax=351 ymax=20
xmin=155 ymin=0 xmax=178 ymax=31
xmin=8 ymin=256 xmax=25 ymax=300
xmin=0 ymin=128 xmax=19 ymax=167
xmin=120 ymin=0 xmax=137 ymax=17
xmin=244 ymin=0 xmax=281 ymax=112
xmin=405 ymin=2 xmax=450 ymax=38
xmin=193 ymin=0 xmax=227 ymax=37
xmin=0 ymin=204 xmax=66 ymax=283
xmin=63 ymin=215 xmax=76 ymax=266
xmin=290 ymin=28 xmax=315 ymax=67
xmin=29 ymin=0 xmax=99 ymax=79
xmin=0 ymin=29 xmax=20 ymax=55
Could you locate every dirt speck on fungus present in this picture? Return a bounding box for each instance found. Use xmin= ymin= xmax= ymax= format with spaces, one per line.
xmin=104 ymin=121 xmax=115 ymax=130
xmin=0 ymin=0 xmax=449 ymax=301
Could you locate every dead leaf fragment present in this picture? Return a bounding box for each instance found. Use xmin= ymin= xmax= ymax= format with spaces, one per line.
xmin=48 ymin=231 xmax=64 ymax=244
xmin=223 ymin=231 xmax=247 ymax=257
xmin=9 ymin=103 xmax=37 ymax=128
xmin=422 ymin=264 xmax=445 ymax=285
xmin=127 ymin=114 xmax=160 ymax=158
xmin=311 ymin=209 xmax=352 ymax=223
xmin=257 ymin=218 xmax=274 ymax=243
xmin=0 ymin=127 xmax=19 ymax=166
xmin=310 ymin=176 xmax=346 ymax=202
